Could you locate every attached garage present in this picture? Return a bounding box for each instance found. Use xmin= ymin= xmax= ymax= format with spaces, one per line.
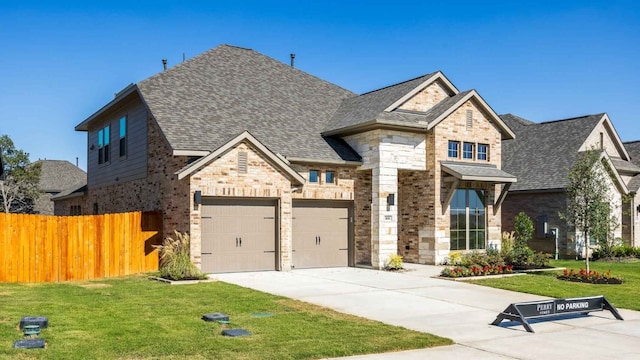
xmin=292 ymin=200 xmax=352 ymax=269
xmin=200 ymin=198 xmax=277 ymax=273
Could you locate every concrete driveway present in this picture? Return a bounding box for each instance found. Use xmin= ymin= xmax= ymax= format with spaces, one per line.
xmin=213 ymin=264 xmax=640 ymax=359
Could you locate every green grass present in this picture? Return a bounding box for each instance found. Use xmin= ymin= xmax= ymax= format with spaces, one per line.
xmin=468 ymin=259 xmax=640 ymax=310
xmin=0 ymin=275 xmax=452 ymax=359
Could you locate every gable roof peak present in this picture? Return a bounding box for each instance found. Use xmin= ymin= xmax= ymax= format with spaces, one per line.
xmin=358 ymin=72 xmax=439 ymax=97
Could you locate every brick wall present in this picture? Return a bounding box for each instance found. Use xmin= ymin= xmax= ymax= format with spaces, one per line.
xmin=354 ymin=169 xmax=372 ymax=265
xmin=398 ymin=169 xmax=428 ymax=263
xmin=501 ymin=191 xmax=576 ymax=257
xmin=55 ymin=115 xmax=191 ymax=239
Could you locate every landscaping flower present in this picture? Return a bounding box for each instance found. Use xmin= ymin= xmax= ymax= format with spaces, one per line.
xmin=557 ymin=268 xmax=622 ymax=284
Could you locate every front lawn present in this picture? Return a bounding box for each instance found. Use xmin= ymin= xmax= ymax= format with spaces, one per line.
xmin=468 ymin=259 xmax=640 ymax=310
xmin=0 ymin=275 xmax=451 ymax=359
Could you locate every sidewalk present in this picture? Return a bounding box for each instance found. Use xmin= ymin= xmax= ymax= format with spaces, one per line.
xmin=213 ymin=264 xmax=640 ymax=359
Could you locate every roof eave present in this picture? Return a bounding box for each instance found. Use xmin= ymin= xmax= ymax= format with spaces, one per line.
xmin=322 ymin=120 xmax=428 ymax=137
xmin=286 ymin=157 xmax=362 ymax=167
xmin=75 ymin=84 xmax=139 ymax=131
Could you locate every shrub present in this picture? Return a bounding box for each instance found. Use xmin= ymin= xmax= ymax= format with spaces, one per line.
xmin=445 ymin=251 xmax=462 ymax=266
xmin=500 ymin=231 xmax=515 ymax=259
xmin=440 ymin=264 xmax=513 ymax=278
xmin=514 ymin=212 xmax=533 ymax=247
xmin=154 ymin=230 xmax=206 ymax=281
xmin=385 ymin=254 xmax=404 ymax=270
xmin=531 ymin=252 xmax=550 ymax=268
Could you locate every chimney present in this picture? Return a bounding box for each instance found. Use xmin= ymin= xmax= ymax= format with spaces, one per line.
xmin=162 ymin=59 xmax=167 ymax=71
xmin=290 ymin=53 xmax=295 ymax=68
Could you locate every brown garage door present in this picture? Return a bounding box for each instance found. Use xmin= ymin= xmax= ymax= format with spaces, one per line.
xmin=201 ymin=198 xmax=277 ymax=273
xmin=292 ymin=201 xmax=351 ymax=269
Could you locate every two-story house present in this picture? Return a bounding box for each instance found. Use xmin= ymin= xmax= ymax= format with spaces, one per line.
xmin=54 ymin=44 xmax=516 ymax=272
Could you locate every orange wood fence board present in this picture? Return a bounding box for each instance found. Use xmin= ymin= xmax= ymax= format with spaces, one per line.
xmin=0 ymin=212 xmax=162 ymax=283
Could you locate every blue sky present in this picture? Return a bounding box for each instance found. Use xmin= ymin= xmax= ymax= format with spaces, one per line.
xmin=1 ymin=1 xmax=639 ymax=170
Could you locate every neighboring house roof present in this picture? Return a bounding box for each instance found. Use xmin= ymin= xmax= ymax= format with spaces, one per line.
xmin=502 ymin=114 xmax=605 ymax=191
xmin=34 ymin=160 xmax=86 ymax=193
xmin=624 ymin=140 xmax=640 ymax=166
xmin=500 ymin=113 xmax=535 ymax=133
xmin=623 ymin=141 xmax=640 ymax=192
xmin=50 ymin=183 xmax=87 ymax=201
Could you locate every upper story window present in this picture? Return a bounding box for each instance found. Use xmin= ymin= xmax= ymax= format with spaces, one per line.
xmin=309 ymin=170 xmax=319 ymax=183
xmin=463 ymin=142 xmax=474 ymax=159
xmin=119 ymin=116 xmax=127 ymax=157
xmin=325 ymin=170 xmax=335 ymax=184
xmin=98 ymin=124 xmax=110 ymax=164
xmin=448 ymin=141 xmax=459 ymax=158
xmin=477 ymin=144 xmax=488 ymax=161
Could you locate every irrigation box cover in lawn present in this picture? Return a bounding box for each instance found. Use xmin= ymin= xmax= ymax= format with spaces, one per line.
xmin=202 ymin=313 xmax=229 ymax=322
xmin=19 ymin=316 xmax=48 ymax=329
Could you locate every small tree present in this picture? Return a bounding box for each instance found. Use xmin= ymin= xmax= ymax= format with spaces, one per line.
xmin=564 ymin=149 xmax=611 ymax=272
xmin=514 ymin=212 xmax=534 ymax=247
xmin=0 ymin=135 xmax=41 ymax=213
xmin=512 ymin=212 xmax=535 ymax=266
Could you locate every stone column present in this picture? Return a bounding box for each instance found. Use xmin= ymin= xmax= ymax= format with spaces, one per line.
xmin=279 ymin=191 xmax=293 ymax=271
xmin=371 ymin=165 xmax=398 ymax=269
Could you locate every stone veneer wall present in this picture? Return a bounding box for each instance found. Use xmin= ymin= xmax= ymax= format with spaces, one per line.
xmin=354 ymin=169 xmax=372 ymax=265
xmin=398 ymin=80 xmax=453 ymax=112
xmin=344 ymin=129 xmax=427 ymax=269
xmin=422 ymin=98 xmax=503 ymax=264
xmin=501 ymin=191 xmax=576 ymax=257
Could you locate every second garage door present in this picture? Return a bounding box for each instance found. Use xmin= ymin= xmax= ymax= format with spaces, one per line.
xmin=200 ymin=198 xmax=277 ymax=273
xmin=292 ymin=201 xmax=351 ymax=269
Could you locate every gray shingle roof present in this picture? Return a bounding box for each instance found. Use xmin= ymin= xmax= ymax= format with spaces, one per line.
xmin=137 ymin=45 xmax=359 ymax=162
xmin=501 ymin=114 xmax=605 ymax=191
xmin=441 ymin=161 xmax=516 ymax=182
xmin=324 ymin=73 xmax=437 ymax=133
xmin=622 ymin=141 xmax=640 ymax=192
xmin=609 ymin=157 xmax=640 ymax=174
xmin=624 ymin=141 xmax=640 ymax=166
xmin=500 ymin=113 xmax=535 ymax=133
xmin=34 ymin=160 xmax=86 ymax=192
xmin=628 ymin=174 xmax=640 ymax=192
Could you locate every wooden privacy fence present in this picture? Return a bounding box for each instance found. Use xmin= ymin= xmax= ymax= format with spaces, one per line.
xmin=0 ymin=211 xmax=163 ymax=283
